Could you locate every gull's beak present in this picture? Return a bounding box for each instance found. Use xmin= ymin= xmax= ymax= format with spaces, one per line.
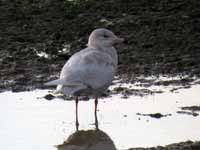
xmin=114 ymin=36 xmax=124 ymax=43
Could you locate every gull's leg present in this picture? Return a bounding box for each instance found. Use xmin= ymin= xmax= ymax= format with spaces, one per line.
xmin=94 ymin=97 xmax=99 ymax=130
xmin=75 ymin=96 xmax=79 ymax=131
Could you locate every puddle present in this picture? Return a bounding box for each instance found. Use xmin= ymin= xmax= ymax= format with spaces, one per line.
xmin=0 ymin=83 xmax=200 ymax=150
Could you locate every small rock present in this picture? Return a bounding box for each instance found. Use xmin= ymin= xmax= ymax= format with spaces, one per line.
xmin=44 ymin=94 xmax=55 ymax=100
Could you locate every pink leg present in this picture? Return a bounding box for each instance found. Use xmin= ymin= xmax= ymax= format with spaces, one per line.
xmin=94 ymin=97 xmax=99 ymax=130
xmin=75 ymin=96 xmax=79 ymax=130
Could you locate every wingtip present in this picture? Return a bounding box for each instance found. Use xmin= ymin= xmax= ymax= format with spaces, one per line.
xmin=44 ymin=81 xmax=53 ymax=86
xmin=44 ymin=79 xmax=63 ymax=86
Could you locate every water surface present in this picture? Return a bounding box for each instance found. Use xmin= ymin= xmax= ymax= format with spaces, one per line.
xmin=0 ymin=83 xmax=200 ymax=150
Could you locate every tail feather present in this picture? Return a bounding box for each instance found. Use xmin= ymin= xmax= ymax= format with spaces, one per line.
xmin=45 ymin=78 xmax=84 ymax=87
xmin=44 ymin=78 xmax=65 ymax=86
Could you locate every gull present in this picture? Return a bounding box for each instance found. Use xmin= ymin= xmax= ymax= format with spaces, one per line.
xmin=45 ymin=28 xmax=123 ymax=130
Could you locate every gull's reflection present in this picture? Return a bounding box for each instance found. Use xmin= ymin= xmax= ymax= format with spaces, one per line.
xmin=56 ymin=129 xmax=116 ymax=150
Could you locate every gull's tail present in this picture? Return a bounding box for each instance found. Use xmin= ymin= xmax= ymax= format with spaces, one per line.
xmin=44 ymin=78 xmax=65 ymax=86
xmin=45 ymin=78 xmax=88 ymax=95
xmin=45 ymin=78 xmax=85 ymax=88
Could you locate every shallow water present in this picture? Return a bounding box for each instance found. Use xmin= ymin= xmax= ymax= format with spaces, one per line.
xmin=0 ymin=83 xmax=200 ymax=150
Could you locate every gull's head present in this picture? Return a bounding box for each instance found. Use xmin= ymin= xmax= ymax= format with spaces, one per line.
xmin=88 ymin=28 xmax=124 ymax=49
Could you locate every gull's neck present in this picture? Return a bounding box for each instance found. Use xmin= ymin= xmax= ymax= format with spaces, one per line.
xmin=88 ymin=45 xmax=118 ymax=67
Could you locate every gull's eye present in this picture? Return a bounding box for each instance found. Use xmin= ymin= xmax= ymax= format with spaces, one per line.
xmin=103 ymin=34 xmax=109 ymax=38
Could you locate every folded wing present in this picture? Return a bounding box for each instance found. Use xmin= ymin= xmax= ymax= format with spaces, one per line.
xmin=45 ymin=48 xmax=116 ymax=95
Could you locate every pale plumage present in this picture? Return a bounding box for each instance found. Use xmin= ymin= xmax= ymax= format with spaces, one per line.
xmin=45 ymin=28 xmax=123 ymax=130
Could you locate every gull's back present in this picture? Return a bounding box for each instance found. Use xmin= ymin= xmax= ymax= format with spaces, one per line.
xmin=45 ymin=28 xmax=123 ymax=96
xmin=56 ymin=47 xmax=115 ymax=96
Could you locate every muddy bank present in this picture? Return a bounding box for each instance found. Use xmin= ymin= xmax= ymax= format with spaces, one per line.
xmin=128 ymin=141 xmax=200 ymax=150
xmin=0 ymin=0 xmax=200 ymax=92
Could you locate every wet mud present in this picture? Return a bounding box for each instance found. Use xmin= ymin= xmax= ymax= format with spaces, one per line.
xmin=0 ymin=0 xmax=200 ymax=93
xmin=1 ymin=0 xmax=200 ymax=149
xmin=136 ymin=113 xmax=172 ymax=119
xmin=128 ymin=141 xmax=200 ymax=150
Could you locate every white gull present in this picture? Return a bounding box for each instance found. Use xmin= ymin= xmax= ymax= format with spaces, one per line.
xmin=45 ymin=28 xmax=123 ymax=130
